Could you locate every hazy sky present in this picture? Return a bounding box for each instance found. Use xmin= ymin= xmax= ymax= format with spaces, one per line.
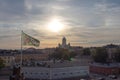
xmin=0 ymin=0 xmax=120 ymax=49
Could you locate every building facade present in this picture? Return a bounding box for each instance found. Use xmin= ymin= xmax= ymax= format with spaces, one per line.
xmin=0 ymin=55 xmax=15 ymax=67
xmin=89 ymin=63 xmax=120 ymax=75
xmin=22 ymin=66 xmax=89 ymax=80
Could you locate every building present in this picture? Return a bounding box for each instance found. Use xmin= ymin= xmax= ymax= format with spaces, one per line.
xmin=14 ymin=51 xmax=49 ymax=62
xmin=58 ymin=37 xmax=71 ymax=49
xmin=104 ymin=44 xmax=119 ymax=62
xmin=13 ymin=48 xmax=56 ymax=63
xmin=21 ymin=56 xmax=91 ymax=80
xmin=22 ymin=66 xmax=89 ymax=80
xmin=41 ymin=48 xmax=56 ymax=55
xmin=89 ymin=63 xmax=120 ymax=75
xmin=0 ymin=54 xmax=15 ymax=67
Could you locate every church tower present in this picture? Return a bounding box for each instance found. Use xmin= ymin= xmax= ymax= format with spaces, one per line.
xmin=58 ymin=37 xmax=71 ymax=48
xmin=62 ymin=37 xmax=66 ymax=47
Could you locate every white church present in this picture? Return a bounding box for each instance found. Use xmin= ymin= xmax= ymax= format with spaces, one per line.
xmin=58 ymin=37 xmax=71 ymax=49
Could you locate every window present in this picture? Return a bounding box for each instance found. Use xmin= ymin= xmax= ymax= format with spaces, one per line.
xmin=25 ymin=72 xmax=27 ymax=74
xmin=70 ymin=73 xmax=73 ymax=74
xmin=77 ymin=72 xmax=80 ymax=73
xmin=54 ymin=74 xmax=57 ymax=76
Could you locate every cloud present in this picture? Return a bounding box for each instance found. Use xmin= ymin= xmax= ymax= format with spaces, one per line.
xmin=0 ymin=0 xmax=120 ymax=49
xmin=0 ymin=0 xmax=26 ymax=22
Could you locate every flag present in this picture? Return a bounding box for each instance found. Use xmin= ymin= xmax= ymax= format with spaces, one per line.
xmin=22 ymin=31 xmax=40 ymax=47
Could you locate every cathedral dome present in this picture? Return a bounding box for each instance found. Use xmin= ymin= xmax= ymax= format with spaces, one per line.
xmin=63 ymin=37 xmax=66 ymax=41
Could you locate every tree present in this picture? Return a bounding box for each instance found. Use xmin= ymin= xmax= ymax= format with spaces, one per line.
xmin=50 ymin=48 xmax=75 ymax=61
xmin=82 ymin=48 xmax=91 ymax=55
xmin=69 ymin=51 xmax=77 ymax=58
xmin=0 ymin=58 xmax=5 ymax=69
xmin=91 ymin=47 xmax=108 ymax=63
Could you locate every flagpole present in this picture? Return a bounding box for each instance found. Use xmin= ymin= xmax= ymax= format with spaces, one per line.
xmin=21 ymin=30 xmax=23 ymax=67
xmin=49 ymin=49 xmax=52 ymax=80
xmin=50 ymin=67 xmax=52 ymax=80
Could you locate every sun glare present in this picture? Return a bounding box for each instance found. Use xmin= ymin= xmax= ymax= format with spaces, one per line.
xmin=48 ymin=19 xmax=64 ymax=32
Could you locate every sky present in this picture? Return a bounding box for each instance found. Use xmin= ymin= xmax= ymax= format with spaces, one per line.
xmin=0 ymin=0 xmax=120 ymax=49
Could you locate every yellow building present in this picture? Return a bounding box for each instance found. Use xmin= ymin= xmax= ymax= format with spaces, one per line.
xmin=0 ymin=55 xmax=15 ymax=67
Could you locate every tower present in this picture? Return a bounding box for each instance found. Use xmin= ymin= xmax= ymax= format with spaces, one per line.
xmin=62 ymin=37 xmax=66 ymax=47
xmin=58 ymin=37 xmax=71 ymax=48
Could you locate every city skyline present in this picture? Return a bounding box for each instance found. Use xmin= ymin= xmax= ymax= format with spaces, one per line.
xmin=0 ymin=0 xmax=120 ymax=49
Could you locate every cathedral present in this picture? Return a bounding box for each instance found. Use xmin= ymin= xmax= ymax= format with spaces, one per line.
xmin=58 ymin=37 xmax=71 ymax=49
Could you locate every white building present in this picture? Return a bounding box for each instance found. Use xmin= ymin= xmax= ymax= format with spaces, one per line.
xmin=58 ymin=37 xmax=71 ymax=49
xmin=22 ymin=66 xmax=89 ymax=80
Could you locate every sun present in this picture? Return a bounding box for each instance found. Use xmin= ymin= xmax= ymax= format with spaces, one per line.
xmin=48 ymin=19 xmax=64 ymax=32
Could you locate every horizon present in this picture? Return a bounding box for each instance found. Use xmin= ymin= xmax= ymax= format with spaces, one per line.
xmin=0 ymin=0 xmax=120 ymax=49
xmin=0 ymin=43 xmax=119 ymax=50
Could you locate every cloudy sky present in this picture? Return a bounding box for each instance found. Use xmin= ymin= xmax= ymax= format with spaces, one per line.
xmin=0 ymin=0 xmax=120 ymax=49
